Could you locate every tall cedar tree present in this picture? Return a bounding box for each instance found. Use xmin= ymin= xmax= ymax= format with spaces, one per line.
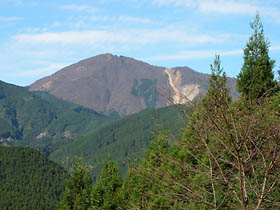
xmin=90 ymin=159 xmax=123 ymax=210
xmin=121 ymin=131 xmax=176 ymax=209
xmin=237 ymin=13 xmax=278 ymax=101
xmin=57 ymin=159 xmax=92 ymax=210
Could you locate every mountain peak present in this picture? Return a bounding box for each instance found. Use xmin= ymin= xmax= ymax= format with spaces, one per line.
xmin=29 ymin=54 xmax=238 ymax=115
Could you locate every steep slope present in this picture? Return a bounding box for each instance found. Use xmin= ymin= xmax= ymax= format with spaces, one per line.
xmin=166 ymin=67 xmax=238 ymax=103
xmin=0 ymin=80 xmax=114 ymax=147
xmin=30 ymin=54 xmax=168 ymax=115
xmin=49 ymin=105 xmax=189 ymax=180
xmin=30 ymin=54 xmax=239 ymax=115
xmin=0 ymin=146 xmax=69 ymax=210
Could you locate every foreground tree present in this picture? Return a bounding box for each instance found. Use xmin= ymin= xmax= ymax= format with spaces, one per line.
xmin=90 ymin=159 xmax=123 ymax=210
xmin=57 ymin=159 xmax=92 ymax=210
xmin=121 ymin=131 xmax=176 ymax=209
xmin=183 ymin=56 xmax=280 ymax=209
xmin=237 ymin=13 xmax=279 ymax=101
xmin=131 ymin=55 xmax=280 ymax=209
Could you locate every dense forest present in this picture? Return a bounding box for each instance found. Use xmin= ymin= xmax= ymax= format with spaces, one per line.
xmin=0 ymin=146 xmax=69 ymax=210
xmin=0 ymin=82 xmax=117 ymax=148
xmin=57 ymin=14 xmax=280 ymax=209
xmin=49 ymin=104 xmax=188 ymax=179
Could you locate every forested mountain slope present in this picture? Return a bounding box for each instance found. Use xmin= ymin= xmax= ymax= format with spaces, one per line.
xmin=0 ymin=80 xmax=115 ymax=147
xmin=50 ymin=105 xmax=189 ymax=180
xmin=0 ymin=146 xmax=69 ymax=210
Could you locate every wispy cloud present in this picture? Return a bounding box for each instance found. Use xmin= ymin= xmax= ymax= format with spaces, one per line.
xmin=5 ymin=63 xmax=68 ymax=77
xmin=152 ymin=0 xmax=280 ymax=22
xmin=118 ymin=16 xmax=151 ymax=24
xmin=59 ymin=4 xmax=96 ymax=12
xmin=13 ymin=29 xmax=227 ymax=46
xmin=153 ymin=0 xmax=196 ymax=7
xmin=90 ymin=15 xmax=152 ymax=24
xmin=0 ymin=16 xmax=23 ymax=22
xmin=271 ymin=46 xmax=280 ymax=51
xmin=3 ymin=0 xmax=37 ymax=6
xmin=146 ymin=49 xmax=243 ymax=61
xmin=198 ymin=0 xmax=258 ymax=15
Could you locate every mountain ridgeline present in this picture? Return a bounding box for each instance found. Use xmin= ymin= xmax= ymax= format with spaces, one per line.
xmin=0 ymin=80 xmax=115 ymax=147
xmin=29 ymin=54 xmax=239 ymax=115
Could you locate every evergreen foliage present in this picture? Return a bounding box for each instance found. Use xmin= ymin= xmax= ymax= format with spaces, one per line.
xmin=58 ymin=159 xmax=123 ymax=210
xmin=91 ymin=159 xmax=123 ymax=209
xmin=0 ymin=146 xmax=69 ymax=210
xmin=57 ymin=159 xmax=92 ymax=210
xmin=0 ymin=81 xmax=115 ymax=150
xmin=49 ymin=105 xmax=188 ymax=179
xmin=121 ymin=133 xmax=179 ymax=209
xmin=237 ymin=13 xmax=279 ymax=101
xmin=131 ymin=79 xmax=158 ymax=108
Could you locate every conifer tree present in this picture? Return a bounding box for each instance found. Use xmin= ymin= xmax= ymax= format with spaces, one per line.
xmin=122 ymin=134 xmax=174 ymax=209
xmin=57 ymin=159 xmax=92 ymax=210
xmin=90 ymin=159 xmax=123 ymax=210
xmin=237 ymin=13 xmax=278 ymax=101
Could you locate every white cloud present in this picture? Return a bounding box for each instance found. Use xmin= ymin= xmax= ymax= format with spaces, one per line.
xmin=6 ymin=63 xmax=68 ymax=77
xmin=271 ymin=46 xmax=280 ymax=51
xmin=153 ymin=0 xmax=196 ymax=7
xmin=198 ymin=0 xmax=257 ymax=15
xmin=146 ymin=49 xmax=243 ymax=61
xmin=59 ymin=4 xmax=96 ymax=12
xmin=152 ymin=0 xmax=280 ymax=22
xmin=23 ymin=49 xmax=73 ymax=59
xmin=13 ymin=28 xmax=227 ymax=46
xmin=2 ymin=0 xmax=37 ymax=6
xmin=0 ymin=16 xmax=23 ymax=22
xmin=89 ymin=15 xmax=152 ymax=24
xmin=118 ymin=16 xmax=151 ymax=24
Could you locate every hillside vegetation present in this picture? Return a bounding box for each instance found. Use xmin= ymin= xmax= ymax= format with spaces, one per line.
xmin=50 ymin=105 xmax=189 ymax=179
xmin=0 ymin=146 xmax=69 ymax=210
xmin=0 ymin=81 xmax=115 ymax=149
xmin=0 ymin=79 xmax=187 ymax=180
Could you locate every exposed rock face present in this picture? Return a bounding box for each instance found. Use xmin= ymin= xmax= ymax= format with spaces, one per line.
xmin=29 ymin=54 xmax=239 ymax=115
xmin=165 ymin=67 xmax=238 ymax=104
xmin=166 ymin=69 xmax=201 ymax=103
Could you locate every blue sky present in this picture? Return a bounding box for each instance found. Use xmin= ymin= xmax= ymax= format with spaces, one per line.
xmin=0 ymin=0 xmax=280 ymax=86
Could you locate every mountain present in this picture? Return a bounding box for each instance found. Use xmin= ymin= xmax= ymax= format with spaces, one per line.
xmin=0 ymin=146 xmax=69 ymax=210
xmin=29 ymin=54 xmax=239 ymax=115
xmin=0 ymin=80 xmax=115 ymax=147
xmin=49 ymin=104 xmax=189 ymax=180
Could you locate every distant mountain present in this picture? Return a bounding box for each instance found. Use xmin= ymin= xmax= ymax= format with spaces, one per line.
xmin=0 ymin=146 xmax=68 ymax=210
xmin=29 ymin=54 xmax=239 ymax=115
xmin=49 ymin=104 xmax=189 ymax=180
xmin=0 ymin=80 xmax=114 ymax=147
